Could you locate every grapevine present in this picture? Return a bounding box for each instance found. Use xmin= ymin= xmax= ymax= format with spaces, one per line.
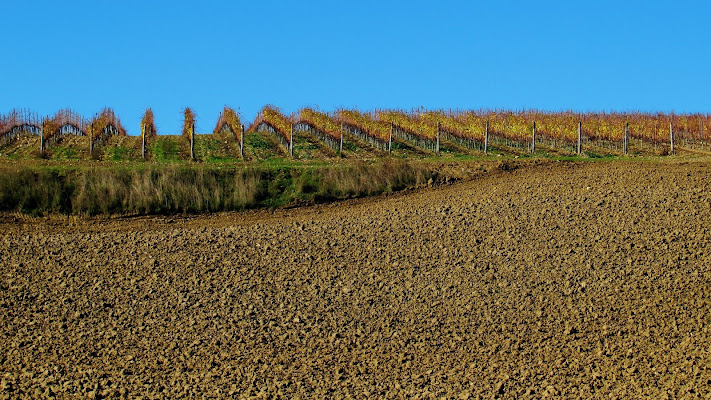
xmin=141 ymin=109 xmax=157 ymax=137
xmin=296 ymin=108 xmax=340 ymax=141
xmin=182 ymin=108 xmax=195 ymax=138
xmin=214 ymin=107 xmax=242 ymax=142
xmin=248 ymin=105 xmax=292 ymax=142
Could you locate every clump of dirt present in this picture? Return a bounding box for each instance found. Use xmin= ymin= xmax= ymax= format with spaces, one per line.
xmin=1 ymin=159 xmax=710 ymax=398
xmin=497 ymin=159 xmax=519 ymax=171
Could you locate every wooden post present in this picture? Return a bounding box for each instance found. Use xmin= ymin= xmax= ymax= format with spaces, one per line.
xmin=141 ymin=122 xmax=146 ymax=159
xmin=240 ymin=124 xmax=244 ymax=158
xmin=577 ymin=121 xmax=582 ymax=155
xmin=701 ymin=120 xmax=704 ymax=149
xmin=624 ymin=122 xmax=629 ymax=155
xmin=389 ymin=122 xmax=393 ymax=154
xmin=484 ymin=120 xmax=489 ymax=154
xmin=40 ymin=127 xmax=44 ymax=154
xmin=289 ymin=124 xmax=294 ymax=157
xmin=531 ymin=122 xmax=536 ymax=154
xmin=669 ymin=121 xmax=674 ymax=155
xmin=89 ymin=125 xmax=93 ymax=155
xmin=436 ymin=121 xmax=440 ymax=155
xmin=703 ymin=120 xmax=707 ymax=151
xmin=339 ymin=122 xmax=344 ymax=154
xmin=190 ymin=122 xmax=195 ymax=160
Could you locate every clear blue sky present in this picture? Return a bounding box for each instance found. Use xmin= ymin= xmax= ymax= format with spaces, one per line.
xmin=2 ymin=0 xmax=709 ymax=135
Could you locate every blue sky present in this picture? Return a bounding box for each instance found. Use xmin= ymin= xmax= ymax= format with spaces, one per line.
xmin=2 ymin=0 xmax=709 ymax=135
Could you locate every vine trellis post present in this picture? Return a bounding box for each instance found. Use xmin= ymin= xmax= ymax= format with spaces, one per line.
xmin=531 ymin=122 xmax=536 ymax=154
xmin=339 ymin=122 xmax=344 ymax=154
xmin=701 ymin=120 xmax=704 ymax=150
xmin=40 ymin=126 xmax=45 ymax=154
xmin=388 ymin=122 xmax=393 ymax=154
xmin=577 ymin=122 xmax=582 ymax=155
xmin=484 ymin=121 xmax=489 ymax=155
xmin=624 ymin=122 xmax=629 ymax=155
xmin=141 ymin=122 xmax=146 ymax=159
xmin=190 ymin=122 xmax=195 ymax=160
xmin=436 ymin=122 xmax=440 ymax=155
xmin=289 ymin=124 xmax=294 ymax=157
xmin=240 ymin=124 xmax=244 ymax=158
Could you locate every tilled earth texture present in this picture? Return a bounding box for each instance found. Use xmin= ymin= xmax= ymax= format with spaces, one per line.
xmin=2 ymin=159 xmax=711 ymax=399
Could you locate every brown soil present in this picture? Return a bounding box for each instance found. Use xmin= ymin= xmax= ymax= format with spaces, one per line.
xmin=2 ymin=159 xmax=711 ymax=398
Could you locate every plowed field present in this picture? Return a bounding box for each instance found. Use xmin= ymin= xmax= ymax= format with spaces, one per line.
xmin=2 ymin=159 xmax=711 ymax=398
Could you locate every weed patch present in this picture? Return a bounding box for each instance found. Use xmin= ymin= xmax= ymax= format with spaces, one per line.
xmin=0 ymin=160 xmax=441 ymax=216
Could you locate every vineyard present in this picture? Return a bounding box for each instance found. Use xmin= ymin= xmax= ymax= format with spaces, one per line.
xmin=3 ymin=105 xmax=711 ymax=397
xmin=2 ymin=107 xmax=710 ymax=161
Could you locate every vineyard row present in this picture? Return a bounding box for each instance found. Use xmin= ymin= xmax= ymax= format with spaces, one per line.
xmin=2 ymin=106 xmax=710 ymax=157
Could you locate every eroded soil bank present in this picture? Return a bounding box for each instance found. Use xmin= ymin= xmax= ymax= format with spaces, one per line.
xmin=2 ymin=159 xmax=711 ymax=398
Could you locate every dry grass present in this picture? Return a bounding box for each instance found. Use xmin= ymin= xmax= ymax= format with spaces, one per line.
xmin=0 ymin=160 xmax=441 ymax=216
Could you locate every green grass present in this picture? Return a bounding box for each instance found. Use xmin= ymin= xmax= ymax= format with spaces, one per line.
xmin=106 ymin=146 xmax=132 ymax=162
xmin=246 ymin=132 xmax=271 ymax=149
xmin=584 ymin=151 xmax=617 ymax=159
xmin=204 ymin=155 xmax=242 ymax=163
xmin=195 ymin=136 xmax=221 ymax=155
xmin=245 ymin=132 xmax=285 ymax=160
xmin=342 ymin=142 xmax=358 ymax=152
xmin=50 ymin=146 xmax=80 ymax=161
xmin=195 ymin=135 xmax=242 ymax=164
xmin=152 ymin=137 xmax=181 ymax=162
